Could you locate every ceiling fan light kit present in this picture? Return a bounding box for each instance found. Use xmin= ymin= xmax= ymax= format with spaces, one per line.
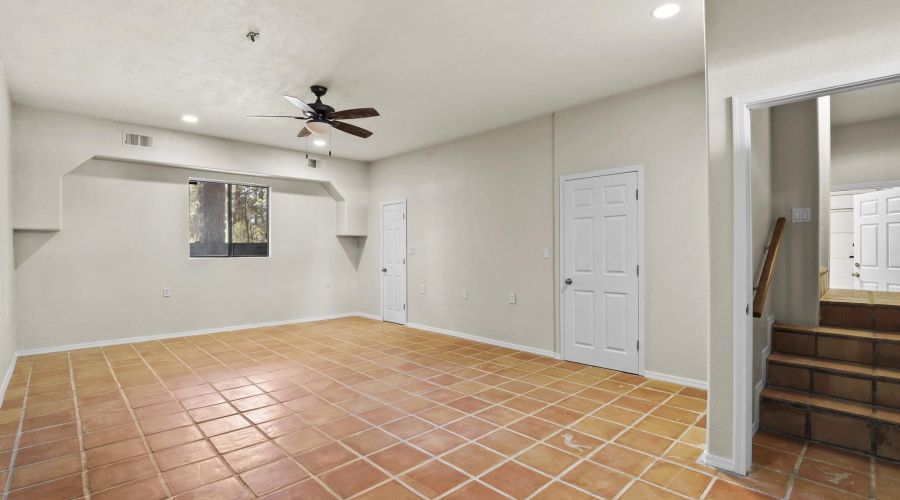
xmin=247 ymin=85 xmax=379 ymax=159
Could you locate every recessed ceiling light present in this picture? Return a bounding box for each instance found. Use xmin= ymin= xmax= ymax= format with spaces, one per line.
xmin=651 ymin=3 xmax=680 ymax=18
xmin=313 ymin=139 xmax=327 ymax=146
xmin=182 ymin=115 xmax=198 ymax=123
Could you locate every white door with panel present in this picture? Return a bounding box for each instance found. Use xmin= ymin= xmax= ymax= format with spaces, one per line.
xmin=562 ymin=171 xmax=640 ymax=374
xmin=382 ymin=201 xmax=407 ymax=324
xmin=853 ymin=188 xmax=900 ymax=291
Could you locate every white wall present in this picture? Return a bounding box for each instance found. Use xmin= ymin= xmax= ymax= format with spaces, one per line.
xmin=750 ymin=108 xmax=773 ymax=396
xmin=14 ymin=160 xmax=361 ymax=351
xmin=705 ymin=0 xmax=900 ymax=462
xmin=0 ymin=58 xmax=16 ymax=384
xmin=553 ymin=74 xmax=709 ymax=383
xmin=12 ymin=106 xmax=369 ymax=235
xmin=832 ymin=116 xmax=900 ymax=187
xmin=359 ymin=75 xmax=709 ymax=383
xmin=360 ymin=117 xmax=556 ymax=353
xmin=769 ymin=100 xmax=821 ymax=326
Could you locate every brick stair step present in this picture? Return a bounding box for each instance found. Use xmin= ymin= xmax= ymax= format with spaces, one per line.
xmin=772 ymin=322 xmax=900 ymax=368
xmin=759 ymin=386 xmax=900 ymax=460
xmin=766 ymin=353 xmax=900 ymax=408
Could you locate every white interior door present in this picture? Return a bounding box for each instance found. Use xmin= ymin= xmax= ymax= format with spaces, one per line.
xmin=562 ymin=171 xmax=640 ymax=374
xmin=382 ymin=201 xmax=407 ymax=324
xmin=854 ymin=188 xmax=900 ymax=291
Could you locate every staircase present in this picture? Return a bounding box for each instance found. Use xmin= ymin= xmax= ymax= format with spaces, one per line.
xmin=759 ymin=296 xmax=900 ymax=461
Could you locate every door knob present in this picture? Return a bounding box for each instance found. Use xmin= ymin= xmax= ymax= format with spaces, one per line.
xmin=382 ymin=268 xmax=387 ymax=272
xmin=564 ymin=278 xmax=572 ymax=285
xmin=852 ymin=272 xmax=860 ymax=278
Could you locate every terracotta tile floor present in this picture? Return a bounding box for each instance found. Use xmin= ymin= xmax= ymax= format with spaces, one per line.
xmin=0 ymin=316 xmax=893 ymax=499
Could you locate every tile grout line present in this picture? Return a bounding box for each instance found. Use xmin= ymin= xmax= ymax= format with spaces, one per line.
xmin=155 ymin=330 xmax=347 ymax=499
xmin=96 ymin=345 xmax=173 ymax=498
xmin=1 ymin=357 xmax=33 ymax=500
xmin=122 ymin=339 xmax=259 ymax=498
xmin=67 ymin=351 xmax=92 ymax=499
xmin=6 ymin=319 xmax=714 ymax=500
xmin=259 ymin=323 xmax=709 ymax=500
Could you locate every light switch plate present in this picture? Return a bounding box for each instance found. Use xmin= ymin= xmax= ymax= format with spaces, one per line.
xmin=542 ymin=248 xmax=550 ymax=259
xmin=791 ymin=208 xmax=811 ymax=223
xmin=462 ymin=288 xmax=468 ymax=299
xmin=163 ymin=288 xmax=171 ymax=297
xmin=325 ymin=279 xmax=331 ymax=287
xmin=421 ymin=285 xmax=426 ymax=294
xmin=409 ymin=246 xmax=415 ymax=255
xmin=509 ymin=293 xmax=516 ymax=304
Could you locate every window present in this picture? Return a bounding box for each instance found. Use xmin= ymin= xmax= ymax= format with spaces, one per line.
xmin=189 ymin=180 xmax=269 ymax=257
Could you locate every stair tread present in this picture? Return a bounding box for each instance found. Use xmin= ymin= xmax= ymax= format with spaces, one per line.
xmin=774 ymin=322 xmax=900 ymax=342
xmin=761 ymin=386 xmax=900 ymax=422
xmin=766 ymin=353 xmax=900 ymax=380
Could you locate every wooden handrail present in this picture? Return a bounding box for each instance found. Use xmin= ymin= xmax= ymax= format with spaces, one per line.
xmin=753 ymin=217 xmax=786 ymax=318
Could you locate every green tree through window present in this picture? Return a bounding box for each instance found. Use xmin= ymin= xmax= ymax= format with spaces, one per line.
xmin=189 ymin=180 xmax=269 ymax=257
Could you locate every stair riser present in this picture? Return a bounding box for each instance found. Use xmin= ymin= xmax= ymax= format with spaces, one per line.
xmin=767 ymin=362 xmax=900 ymax=408
xmin=772 ymin=329 xmax=900 ymax=368
xmin=760 ymin=398 xmax=900 ymax=460
xmin=820 ymin=303 xmax=900 ymax=332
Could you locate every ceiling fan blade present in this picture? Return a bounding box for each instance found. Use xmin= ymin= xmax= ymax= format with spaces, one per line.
xmin=298 ymin=127 xmax=312 ymax=137
xmin=246 ymin=115 xmax=304 ymax=119
xmin=328 ymin=108 xmax=379 ymax=120
xmin=283 ymin=95 xmax=316 ymax=116
xmin=331 ymin=121 xmax=373 ymax=138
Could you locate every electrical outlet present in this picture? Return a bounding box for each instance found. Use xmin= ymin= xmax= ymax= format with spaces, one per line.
xmin=325 ymin=279 xmax=331 ymax=287
xmin=421 ymin=285 xmax=426 ymax=294
xmin=163 ymin=288 xmax=171 ymax=298
xmin=542 ymin=248 xmax=550 ymax=259
xmin=462 ymin=288 xmax=468 ymax=299
xmin=509 ymin=293 xmax=516 ymax=304
xmin=409 ymin=246 xmax=415 ymax=255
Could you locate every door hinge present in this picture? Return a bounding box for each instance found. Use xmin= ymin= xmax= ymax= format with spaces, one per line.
xmin=403 ymin=304 xmax=406 ymax=310
xmin=403 ymin=213 xmax=406 ymax=219
xmin=637 ymin=340 xmax=640 ymax=351
xmin=636 ymin=265 xmax=639 ymax=276
xmin=636 ymin=189 xmax=639 ymax=200
xmin=746 ymin=304 xmax=750 ymax=315
xmin=403 ymin=258 xmax=406 ymax=264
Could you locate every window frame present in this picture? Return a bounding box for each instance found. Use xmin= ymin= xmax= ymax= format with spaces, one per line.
xmin=189 ymin=178 xmax=271 ymax=258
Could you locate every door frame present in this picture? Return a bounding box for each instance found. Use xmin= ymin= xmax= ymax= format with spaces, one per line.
xmin=380 ymin=199 xmax=408 ymax=324
xmin=558 ymin=165 xmax=645 ymax=375
xmin=730 ymin=61 xmax=900 ymax=476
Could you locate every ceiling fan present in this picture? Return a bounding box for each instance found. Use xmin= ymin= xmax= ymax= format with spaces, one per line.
xmin=248 ymin=85 xmax=379 ymax=138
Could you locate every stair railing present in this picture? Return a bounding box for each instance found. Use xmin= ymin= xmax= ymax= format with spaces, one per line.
xmin=753 ymin=217 xmax=787 ymax=318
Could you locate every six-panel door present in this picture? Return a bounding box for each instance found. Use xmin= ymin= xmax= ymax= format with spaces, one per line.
xmin=854 ymin=187 xmax=900 ymax=291
xmin=562 ymin=172 xmax=640 ymax=374
xmin=382 ymin=202 xmax=407 ymax=324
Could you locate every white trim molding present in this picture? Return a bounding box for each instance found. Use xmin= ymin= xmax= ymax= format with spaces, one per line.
xmin=699 ymin=452 xmax=735 ymax=472
xmin=0 ymin=358 xmax=16 ymax=409
xmin=730 ymin=61 xmax=900 ymax=476
xmin=558 ymin=165 xmax=646 ymax=375
xmin=354 ymin=312 xmax=381 ymax=321
xmin=15 ymin=312 xmax=362 ymax=357
xmin=644 ymin=371 xmax=707 ymax=391
xmin=407 ymin=323 xmax=560 ymax=359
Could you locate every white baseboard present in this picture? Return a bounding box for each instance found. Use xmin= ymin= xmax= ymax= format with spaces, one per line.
xmin=354 ymin=312 xmax=381 ymax=321
xmin=406 ymin=322 xmax=560 ymax=359
xmin=699 ymin=451 xmax=735 ymax=472
xmin=15 ymin=312 xmax=361 ymax=357
xmin=644 ymin=371 xmax=707 ymax=390
xmin=0 ymin=356 xmax=16 ymax=410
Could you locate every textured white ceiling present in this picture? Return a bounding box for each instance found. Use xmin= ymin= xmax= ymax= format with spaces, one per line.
xmin=831 ymin=81 xmax=900 ymax=126
xmin=0 ymin=0 xmax=704 ymax=161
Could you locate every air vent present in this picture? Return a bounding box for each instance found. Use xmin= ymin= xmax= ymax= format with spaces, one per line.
xmin=308 ymin=158 xmax=325 ymax=170
xmin=123 ymin=131 xmax=154 ymax=149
